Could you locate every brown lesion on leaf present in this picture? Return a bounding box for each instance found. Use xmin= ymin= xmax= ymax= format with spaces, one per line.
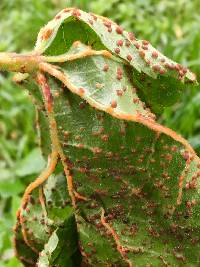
xmin=20 ymin=216 xmax=39 ymax=254
xmin=177 ymin=151 xmax=193 ymax=205
xmin=36 ymin=72 xmax=89 ymax=208
xmin=38 ymin=61 xmax=199 ymax=162
xmin=100 ymin=208 xmax=145 ymax=266
xmin=101 ymin=208 xmax=133 ymax=267
xmin=41 ymin=28 xmax=53 ymax=40
xmin=18 ymin=150 xmax=58 ymax=215
xmin=16 ymin=150 xmax=58 ymax=253
xmin=13 ymin=219 xmax=37 ymax=266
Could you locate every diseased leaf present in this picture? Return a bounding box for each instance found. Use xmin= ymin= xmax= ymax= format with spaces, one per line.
xmin=0 ymin=7 xmax=199 ymax=267
xmin=14 ymin=163 xmax=80 ymax=266
xmin=37 ymin=226 xmax=80 ymax=267
xmin=35 ymin=8 xmax=197 ymax=113
xmin=14 ymin=219 xmax=37 ymax=267
xmin=36 ymin=75 xmax=199 ymax=266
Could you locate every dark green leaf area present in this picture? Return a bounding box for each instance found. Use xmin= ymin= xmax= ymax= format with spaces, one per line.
xmin=23 ymin=78 xmax=52 ymax=158
xmin=14 ymin=219 xmax=37 ymax=267
xmin=132 ymin=70 xmax=185 ymax=114
xmin=77 ymin=216 xmax=128 ymax=266
xmin=44 ymin=18 xmax=105 ymax=56
xmin=47 ymin=76 xmax=200 ymax=266
xmin=14 ymin=163 xmax=80 ymax=266
xmin=37 ymin=109 xmax=52 ymax=159
xmin=37 ymin=218 xmax=81 ymax=267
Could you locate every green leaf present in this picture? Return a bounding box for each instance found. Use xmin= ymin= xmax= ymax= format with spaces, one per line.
xmin=35 ymin=8 xmax=197 ymax=113
xmin=37 ymin=230 xmax=59 ymax=267
xmin=14 ymin=163 xmax=80 ymax=265
xmin=0 ymin=179 xmax=24 ymax=197
xmin=37 ymin=75 xmax=199 ymax=266
xmin=15 ymin=148 xmax=46 ymax=177
xmin=14 ymin=219 xmax=37 ymax=267
xmin=1 ymin=7 xmax=199 ymax=267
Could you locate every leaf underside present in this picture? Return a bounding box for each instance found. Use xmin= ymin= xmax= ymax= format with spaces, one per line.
xmin=14 ymin=8 xmax=200 ymax=267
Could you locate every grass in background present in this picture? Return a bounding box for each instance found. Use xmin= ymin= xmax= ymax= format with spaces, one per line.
xmin=0 ymin=0 xmax=199 ymax=266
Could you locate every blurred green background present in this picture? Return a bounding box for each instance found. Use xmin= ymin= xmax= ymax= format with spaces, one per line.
xmin=0 ymin=0 xmax=199 ymax=266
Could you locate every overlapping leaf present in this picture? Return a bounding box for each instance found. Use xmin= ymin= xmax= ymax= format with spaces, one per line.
xmin=14 ymin=163 xmax=80 ymax=266
xmin=35 ymin=8 xmax=197 ymax=113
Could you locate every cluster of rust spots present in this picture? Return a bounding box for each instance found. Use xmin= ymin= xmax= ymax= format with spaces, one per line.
xmin=186 ymin=167 xmax=200 ymax=190
xmin=36 ymin=6 xmax=197 ymax=86
xmin=116 ymin=67 xmax=123 ymax=80
xmin=41 ymin=28 xmax=53 ymax=41
xmin=128 ymin=32 xmax=135 ymax=41
xmin=37 ymin=73 xmax=53 ymax=112
xmin=72 ymin=9 xmax=81 ymax=17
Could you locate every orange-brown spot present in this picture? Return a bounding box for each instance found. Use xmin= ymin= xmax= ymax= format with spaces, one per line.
xmin=55 ymin=15 xmax=61 ymax=20
xmin=42 ymin=28 xmax=53 ymax=40
xmin=92 ymin=147 xmax=102 ymax=154
xmin=101 ymin=134 xmax=109 ymax=142
xmin=159 ymin=69 xmax=166 ymax=75
xmin=128 ymin=32 xmax=135 ymax=40
xmin=116 ymin=89 xmax=123 ymax=96
xmin=103 ymin=20 xmax=112 ymax=28
xmin=90 ymin=13 xmax=97 ymax=21
xmin=116 ymin=26 xmax=123 ymax=34
xmin=110 ymin=100 xmax=117 ymax=108
xmin=152 ymin=65 xmax=161 ymax=72
xmin=103 ymin=64 xmax=109 ymax=72
xmin=139 ymin=50 xmax=145 ymax=58
xmin=152 ymin=51 xmax=158 ymax=58
xmin=88 ymin=19 xmax=93 ymax=25
xmin=115 ymin=47 xmax=120 ymax=54
xmin=134 ymin=43 xmax=140 ymax=49
xmin=127 ymin=54 xmax=132 ymax=61
xmin=125 ymin=40 xmax=131 ymax=47
xmin=117 ymin=40 xmax=123 ymax=46
xmin=142 ymin=40 xmax=149 ymax=45
xmin=72 ymin=9 xmax=81 ymax=17
xmin=133 ymin=98 xmax=139 ymax=104
xmin=78 ymin=87 xmax=85 ymax=95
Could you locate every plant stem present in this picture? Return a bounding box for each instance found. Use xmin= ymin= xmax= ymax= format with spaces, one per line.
xmin=0 ymin=52 xmax=43 ymax=73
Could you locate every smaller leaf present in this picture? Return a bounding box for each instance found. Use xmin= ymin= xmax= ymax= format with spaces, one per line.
xmin=37 ymin=230 xmax=59 ymax=267
xmin=15 ymin=148 xmax=46 ymax=177
xmin=0 ymin=179 xmax=24 ymax=197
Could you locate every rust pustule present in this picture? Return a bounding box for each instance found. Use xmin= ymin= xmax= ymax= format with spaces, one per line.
xmin=116 ymin=26 xmax=123 ymax=34
xmin=110 ymin=100 xmax=117 ymax=108
xmin=42 ymin=28 xmax=53 ymax=40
